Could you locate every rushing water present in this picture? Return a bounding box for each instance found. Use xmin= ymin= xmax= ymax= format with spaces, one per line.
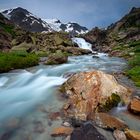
xmin=72 ymin=37 xmax=93 ymax=52
xmin=0 ymin=53 xmax=128 ymax=140
xmin=0 ymin=38 xmax=139 ymax=140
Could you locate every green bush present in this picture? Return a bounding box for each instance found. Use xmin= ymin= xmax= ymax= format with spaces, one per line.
xmin=0 ymin=52 xmax=39 ymax=73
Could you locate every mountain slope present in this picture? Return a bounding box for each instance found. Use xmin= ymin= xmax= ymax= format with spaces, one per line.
xmin=84 ymin=7 xmax=140 ymax=52
xmin=1 ymin=7 xmax=88 ymax=34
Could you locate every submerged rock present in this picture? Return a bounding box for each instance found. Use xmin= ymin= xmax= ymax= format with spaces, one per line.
xmin=125 ymin=129 xmax=140 ymax=140
xmin=71 ymin=122 xmax=107 ymax=140
xmin=61 ymin=71 xmax=132 ymax=120
xmin=33 ymin=121 xmax=45 ymax=133
xmin=128 ymin=96 xmax=140 ymax=114
xmin=48 ymin=112 xmax=61 ymax=120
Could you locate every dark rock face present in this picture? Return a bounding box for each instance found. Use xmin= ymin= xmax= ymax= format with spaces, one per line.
xmin=71 ymin=122 xmax=107 ymax=140
xmin=83 ymin=27 xmax=108 ymax=51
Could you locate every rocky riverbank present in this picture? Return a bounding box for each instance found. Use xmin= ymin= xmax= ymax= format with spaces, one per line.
xmin=49 ymin=70 xmax=140 ymax=140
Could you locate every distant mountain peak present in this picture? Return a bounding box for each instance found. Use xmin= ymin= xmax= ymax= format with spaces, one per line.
xmin=1 ymin=7 xmax=88 ymax=34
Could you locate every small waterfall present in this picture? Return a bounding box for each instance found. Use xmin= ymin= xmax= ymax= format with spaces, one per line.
xmin=110 ymin=102 xmax=127 ymax=114
xmin=72 ymin=37 xmax=93 ymax=52
xmin=116 ymin=102 xmax=127 ymax=112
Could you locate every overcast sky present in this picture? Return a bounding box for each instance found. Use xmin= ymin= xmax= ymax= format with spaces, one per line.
xmin=0 ymin=0 xmax=140 ymax=29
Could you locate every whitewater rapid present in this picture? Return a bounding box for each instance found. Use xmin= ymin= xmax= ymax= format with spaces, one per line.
xmin=72 ymin=37 xmax=93 ymax=52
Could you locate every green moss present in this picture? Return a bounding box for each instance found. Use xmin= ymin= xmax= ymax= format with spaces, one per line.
xmin=98 ymin=93 xmax=121 ymax=112
xmin=0 ymin=52 xmax=39 ymax=73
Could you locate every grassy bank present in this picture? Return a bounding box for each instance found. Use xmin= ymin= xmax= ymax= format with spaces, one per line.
xmin=0 ymin=52 xmax=39 ymax=73
xmin=126 ymin=53 xmax=140 ymax=87
xmin=121 ymin=40 xmax=140 ymax=87
xmin=126 ymin=41 xmax=140 ymax=87
xmin=112 ymin=40 xmax=140 ymax=87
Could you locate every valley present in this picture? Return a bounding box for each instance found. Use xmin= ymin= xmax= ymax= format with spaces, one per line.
xmin=0 ymin=6 xmax=140 ymax=140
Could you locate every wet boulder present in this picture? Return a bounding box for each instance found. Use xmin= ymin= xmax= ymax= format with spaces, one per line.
xmin=61 ymin=71 xmax=132 ymax=120
xmin=87 ymin=113 xmax=127 ymax=130
xmin=45 ymin=51 xmax=68 ymax=65
xmin=125 ymin=129 xmax=140 ymax=140
xmin=71 ymin=122 xmax=107 ymax=140
xmin=128 ymin=96 xmax=140 ymax=114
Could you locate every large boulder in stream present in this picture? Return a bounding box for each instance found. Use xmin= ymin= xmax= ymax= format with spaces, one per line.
xmin=61 ymin=70 xmax=132 ymax=120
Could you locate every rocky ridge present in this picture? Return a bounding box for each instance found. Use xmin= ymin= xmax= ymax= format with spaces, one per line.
xmin=1 ymin=7 xmax=88 ymax=34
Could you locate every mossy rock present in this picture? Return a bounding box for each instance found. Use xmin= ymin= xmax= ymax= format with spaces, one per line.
xmin=35 ymin=51 xmax=50 ymax=57
xmin=97 ymin=93 xmax=121 ymax=112
xmin=54 ymin=35 xmax=64 ymax=45
xmin=11 ymin=42 xmax=34 ymax=53
xmin=45 ymin=50 xmax=68 ymax=65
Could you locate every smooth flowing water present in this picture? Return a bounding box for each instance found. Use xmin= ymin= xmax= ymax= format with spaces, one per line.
xmin=0 ymin=38 xmax=139 ymax=140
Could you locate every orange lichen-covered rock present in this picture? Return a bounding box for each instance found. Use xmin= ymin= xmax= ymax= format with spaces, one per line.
xmin=61 ymin=71 xmax=131 ymax=120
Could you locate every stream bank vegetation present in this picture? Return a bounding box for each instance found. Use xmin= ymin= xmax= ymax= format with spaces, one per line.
xmin=0 ymin=51 xmax=39 ymax=73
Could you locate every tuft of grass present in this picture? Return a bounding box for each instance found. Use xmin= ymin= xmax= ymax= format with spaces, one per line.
xmin=126 ymin=66 xmax=140 ymax=87
xmin=0 ymin=52 xmax=39 ymax=73
xmin=128 ymin=55 xmax=140 ymax=67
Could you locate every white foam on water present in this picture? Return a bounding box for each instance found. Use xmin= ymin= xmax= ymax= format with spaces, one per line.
xmin=0 ymin=70 xmax=66 ymax=121
xmin=72 ymin=37 xmax=93 ymax=52
xmin=0 ymin=77 xmax=9 ymax=87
